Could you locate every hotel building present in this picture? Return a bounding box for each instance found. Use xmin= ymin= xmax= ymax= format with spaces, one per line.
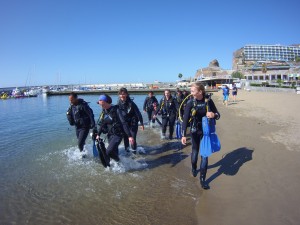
xmin=233 ymin=44 xmax=300 ymax=83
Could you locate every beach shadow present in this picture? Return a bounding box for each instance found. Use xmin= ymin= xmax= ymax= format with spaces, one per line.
xmin=142 ymin=141 xmax=189 ymax=169
xmin=206 ymin=147 xmax=253 ymax=185
xmin=145 ymin=151 xmax=189 ymax=169
xmin=146 ymin=141 xmax=183 ymax=155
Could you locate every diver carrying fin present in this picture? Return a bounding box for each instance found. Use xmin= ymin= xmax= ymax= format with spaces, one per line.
xmin=95 ymin=94 xmax=135 ymax=168
xmin=96 ymin=138 xmax=110 ymax=168
xmin=91 ymin=132 xmax=109 ymax=167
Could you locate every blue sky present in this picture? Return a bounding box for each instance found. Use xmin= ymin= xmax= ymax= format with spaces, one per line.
xmin=0 ymin=0 xmax=299 ymax=88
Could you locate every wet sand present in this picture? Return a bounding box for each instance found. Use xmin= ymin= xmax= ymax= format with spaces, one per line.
xmin=190 ymin=90 xmax=300 ymax=225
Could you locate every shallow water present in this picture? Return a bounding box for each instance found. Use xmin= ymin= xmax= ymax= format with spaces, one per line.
xmin=0 ymin=94 xmax=199 ymax=225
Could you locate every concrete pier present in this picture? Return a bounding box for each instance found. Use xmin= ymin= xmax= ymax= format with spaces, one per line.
xmin=46 ymin=88 xmax=218 ymax=96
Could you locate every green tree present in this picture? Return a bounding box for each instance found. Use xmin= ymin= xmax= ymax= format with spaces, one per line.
xmin=231 ymin=71 xmax=244 ymax=79
xmin=276 ymin=79 xmax=283 ymax=87
xmin=178 ymin=73 xmax=183 ymax=79
xmin=295 ymin=56 xmax=300 ymax=62
xmin=262 ymin=63 xmax=267 ymax=73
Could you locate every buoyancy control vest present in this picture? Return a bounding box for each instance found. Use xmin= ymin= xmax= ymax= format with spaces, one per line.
xmin=67 ymin=99 xmax=94 ymax=128
xmin=118 ymin=99 xmax=139 ymax=127
xmin=144 ymin=96 xmax=157 ymax=111
xmin=159 ymin=97 xmax=177 ymax=117
xmin=189 ymin=99 xmax=207 ymax=133
xmin=176 ymin=95 xmax=184 ymax=105
xmin=97 ymin=105 xmax=124 ymax=136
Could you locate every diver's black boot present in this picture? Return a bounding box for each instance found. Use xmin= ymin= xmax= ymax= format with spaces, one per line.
xmin=131 ymin=143 xmax=137 ymax=154
xmin=191 ymin=165 xmax=197 ymax=177
xmin=200 ymin=174 xmax=210 ymax=190
xmin=192 ymin=168 xmax=197 ymax=177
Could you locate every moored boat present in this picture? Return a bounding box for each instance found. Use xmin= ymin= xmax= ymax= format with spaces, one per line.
xmin=24 ymin=89 xmax=39 ymax=97
xmin=0 ymin=92 xmax=9 ymax=99
xmin=11 ymin=87 xmax=24 ymax=98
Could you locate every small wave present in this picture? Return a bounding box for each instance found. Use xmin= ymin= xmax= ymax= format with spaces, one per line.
xmin=109 ymin=146 xmax=148 ymax=173
xmin=56 ymin=144 xmax=148 ymax=174
xmin=64 ymin=146 xmax=88 ymax=162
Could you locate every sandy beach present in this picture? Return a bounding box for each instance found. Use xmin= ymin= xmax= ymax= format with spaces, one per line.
xmin=1 ymin=90 xmax=299 ymax=225
xmin=185 ymin=89 xmax=300 ymax=224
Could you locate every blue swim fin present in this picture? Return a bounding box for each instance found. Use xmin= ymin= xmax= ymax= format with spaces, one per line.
xmin=93 ymin=140 xmax=99 ymax=157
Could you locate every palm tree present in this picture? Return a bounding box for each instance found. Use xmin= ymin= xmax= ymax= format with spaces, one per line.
xmin=178 ymin=73 xmax=183 ymax=80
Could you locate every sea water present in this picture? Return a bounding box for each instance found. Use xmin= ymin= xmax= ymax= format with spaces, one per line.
xmin=0 ymin=94 xmax=199 ymax=225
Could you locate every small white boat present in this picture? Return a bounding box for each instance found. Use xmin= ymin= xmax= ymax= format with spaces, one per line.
xmin=24 ymin=89 xmax=38 ymax=97
xmin=11 ymin=87 xmax=24 ymax=98
xmin=42 ymin=86 xmax=50 ymax=94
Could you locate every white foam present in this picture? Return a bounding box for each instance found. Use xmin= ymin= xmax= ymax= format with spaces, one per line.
xmin=50 ymin=143 xmax=148 ymax=174
xmin=64 ymin=147 xmax=86 ymax=162
xmin=109 ymin=156 xmax=147 ymax=173
xmin=105 ymin=146 xmax=148 ymax=173
xmin=63 ymin=143 xmax=95 ymax=162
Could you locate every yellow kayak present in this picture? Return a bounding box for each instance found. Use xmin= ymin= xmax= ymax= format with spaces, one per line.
xmin=0 ymin=92 xmax=9 ymax=99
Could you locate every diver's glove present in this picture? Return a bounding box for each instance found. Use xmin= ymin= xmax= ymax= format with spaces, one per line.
xmin=91 ymin=128 xmax=98 ymax=140
xmin=66 ymin=107 xmax=75 ymax=126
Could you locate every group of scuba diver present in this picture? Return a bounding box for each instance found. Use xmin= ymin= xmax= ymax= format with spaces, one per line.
xmin=67 ymin=83 xmax=220 ymax=190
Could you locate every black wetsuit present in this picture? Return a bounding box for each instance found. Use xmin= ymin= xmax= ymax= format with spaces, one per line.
xmin=118 ymin=98 xmax=144 ymax=151
xmin=96 ymin=105 xmax=132 ymax=162
xmin=155 ymin=96 xmax=179 ymax=139
xmin=181 ymin=97 xmax=220 ymax=179
xmin=67 ymin=99 xmax=95 ymax=151
xmin=143 ymin=96 xmax=158 ymax=124
xmin=175 ymin=95 xmax=184 ymax=120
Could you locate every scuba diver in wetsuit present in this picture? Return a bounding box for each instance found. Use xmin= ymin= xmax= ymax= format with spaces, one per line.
xmin=175 ymin=90 xmax=184 ymax=121
xmin=117 ymin=88 xmax=144 ymax=153
xmin=143 ymin=91 xmax=158 ymax=127
xmin=181 ymin=83 xmax=220 ymax=189
xmin=183 ymin=90 xmax=190 ymax=99
xmin=153 ymin=89 xmax=179 ymax=140
xmin=95 ymin=94 xmax=134 ymax=165
xmin=67 ymin=92 xmax=95 ymax=153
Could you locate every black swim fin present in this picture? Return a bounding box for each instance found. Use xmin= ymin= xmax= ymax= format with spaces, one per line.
xmin=96 ymin=139 xmax=110 ymax=168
